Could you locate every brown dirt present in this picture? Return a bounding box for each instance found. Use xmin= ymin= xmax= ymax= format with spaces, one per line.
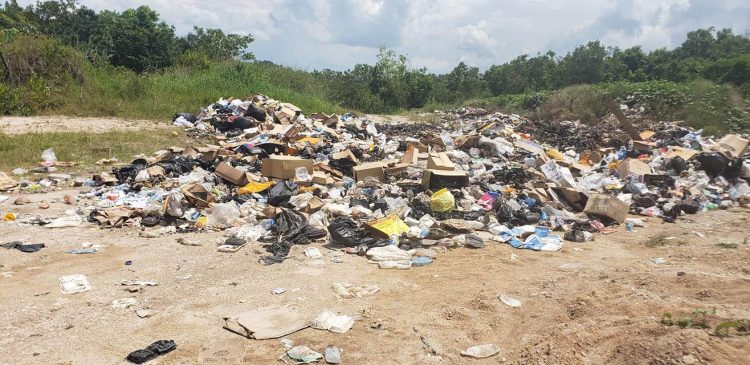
xmin=0 ymin=116 xmax=168 ymax=135
xmin=1 ymin=190 xmax=749 ymax=365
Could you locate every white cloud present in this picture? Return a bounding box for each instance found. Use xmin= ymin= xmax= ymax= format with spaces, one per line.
xmin=14 ymin=0 xmax=750 ymax=72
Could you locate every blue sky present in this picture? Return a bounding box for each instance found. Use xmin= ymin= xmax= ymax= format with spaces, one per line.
xmin=18 ymin=0 xmax=750 ymax=72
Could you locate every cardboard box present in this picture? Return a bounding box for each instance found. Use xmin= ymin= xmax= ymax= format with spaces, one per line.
xmin=261 ymin=155 xmax=314 ymax=180
xmin=454 ymin=134 xmax=480 ymax=149
xmin=314 ymin=162 xmax=344 ymax=179
xmin=550 ymin=187 xmax=588 ymax=212
xmin=353 ymin=162 xmax=385 ymax=182
xmin=215 ymin=162 xmax=249 ymax=186
xmin=401 ymin=145 xmax=419 ymax=165
xmin=632 ymin=141 xmax=656 ymax=152
xmin=182 ymin=183 xmax=215 ymax=208
xmin=713 ymin=134 xmax=748 ymax=159
xmin=639 ymin=130 xmax=656 ymax=140
xmin=385 ymin=162 xmax=410 ymax=175
xmin=93 ymin=173 xmax=118 ymax=186
xmin=618 ymin=159 xmax=652 ymax=178
xmin=584 ymin=194 xmax=628 ymax=223
xmin=406 ymin=141 xmax=428 ymax=153
xmin=422 ymin=169 xmax=469 ymax=190
xmin=332 ymin=149 xmax=359 ymax=163
xmin=311 ymin=171 xmax=334 ymax=185
xmin=665 ymin=147 xmax=698 ymax=161
xmin=426 ymin=152 xmax=456 ymax=171
xmin=304 ymin=196 xmax=324 ymax=213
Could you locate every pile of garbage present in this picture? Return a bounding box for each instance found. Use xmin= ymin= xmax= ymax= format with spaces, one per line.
xmin=3 ymin=95 xmax=749 ymax=268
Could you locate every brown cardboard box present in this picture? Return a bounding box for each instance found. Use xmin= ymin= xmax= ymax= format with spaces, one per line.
xmin=314 ymin=162 xmax=344 ymax=178
xmin=353 ymin=162 xmax=386 ymax=182
xmin=584 ymin=194 xmax=628 ymax=223
xmin=261 ymin=155 xmax=315 ymax=180
xmin=401 ymin=145 xmax=419 ymax=165
xmin=332 ymin=149 xmax=359 ymax=163
xmin=311 ymin=171 xmax=334 ymax=185
xmin=618 ymin=159 xmax=652 ymax=177
xmin=182 ymin=183 xmax=215 ymax=208
xmin=454 ymin=134 xmax=480 ymax=149
xmin=406 ymin=141 xmax=428 ymax=153
xmin=712 ymin=134 xmax=748 ymax=158
xmin=385 ymin=162 xmax=410 ymax=175
xmin=182 ymin=146 xmax=201 ymax=159
xmin=639 ymin=130 xmax=656 ymax=140
xmin=93 ymin=173 xmax=118 ymax=186
xmin=550 ymin=187 xmax=589 ymax=212
xmin=304 ymin=196 xmax=324 ymax=213
xmin=426 ymin=152 xmax=456 ymax=171
xmin=421 ymin=169 xmax=469 ymax=190
xmin=665 ymin=147 xmax=698 ymax=161
xmin=146 ymin=166 xmax=165 ymax=178
xmin=215 ymin=162 xmax=249 ymax=186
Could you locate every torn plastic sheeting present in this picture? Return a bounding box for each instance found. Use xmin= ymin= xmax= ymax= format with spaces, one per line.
xmin=238 ymin=181 xmax=275 ymax=194
xmin=364 ymin=214 xmax=410 ymax=240
xmin=312 ymin=311 xmax=355 ymax=333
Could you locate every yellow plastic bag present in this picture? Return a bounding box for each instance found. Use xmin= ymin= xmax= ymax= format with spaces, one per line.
xmin=546 ymin=148 xmax=564 ymax=160
xmin=365 ymin=213 xmax=410 ymax=239
xmin=430 ymin=188 xmax=455 ymax=213
xmin=238 ymin=181 xmax=276 ymax=195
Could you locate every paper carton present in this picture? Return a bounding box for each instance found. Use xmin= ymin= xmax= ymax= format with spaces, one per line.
xmin=584 ymin=194 xmax=628 ymax=223
xmin=353 ymin=162 xmax=385 ymax=182
xmin=261 ymin=155 xmax=314 ymax=180
xmin=215 ymin=162 xmax=249 ymax=186
xmin=426 ymin=152 xmax=456 ymax=171
xmin=618 ymin=159 xmax=652 ymax=178
xmin=421 ymin=169 xmax=468 ymax=190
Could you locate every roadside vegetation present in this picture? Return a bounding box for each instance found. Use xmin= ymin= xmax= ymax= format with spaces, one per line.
xmin=0 ymin=1 xmax=748 ymax=134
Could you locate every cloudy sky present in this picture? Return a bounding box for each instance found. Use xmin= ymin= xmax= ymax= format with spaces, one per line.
xmin=18 ymin=0 xmax=750 ymax=72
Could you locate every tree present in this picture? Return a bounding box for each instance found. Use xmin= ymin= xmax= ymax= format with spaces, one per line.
xmin=182 ymin=26 xmax=254 ymax=60
xmin=446 ymin=61 xmax=483 ymax=101
xmin=106 ymin=6 xmax=178 ymax=72
xmin=558 ymin=41 xmax=608 ymax=85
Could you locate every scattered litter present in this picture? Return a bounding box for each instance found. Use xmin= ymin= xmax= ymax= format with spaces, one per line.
xmin=651 ymin=257 xmax=666 ymax=265
xmin=312 ymin=311 xmax=355 ymax=333
xmin=223 ymin=306 xmax=310 ymax=339
xmin=59 ymin=274 xmax=91 ymax=294
xmin=2 ymin=241 xmax=45 ymax=253
xmin=136 ymin=309 xmax=157 ymax=318
xmin=461 ymin=344 xmax=501 ymax=359
xmin=126 ymin=340 xmax=176 ymax=364
xmin=498 ymin=294 xmax=523 ymax=308
xmin=286 ymin=345 xmax=322 ymax=364
xmin=304 ymin=247 xmax=322 ymax=259
xmin=272 ymin=288 xmax=287 ymax=295
xmin=324 ymin=346 xmax=341 ymax=364
xmin=112 ymin=298 xmax=137 ymax=309
xmin=332 ymin=283 xmax=380 ymax=299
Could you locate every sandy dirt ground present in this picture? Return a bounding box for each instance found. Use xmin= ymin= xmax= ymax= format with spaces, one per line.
xmin=0 ymin=188 xmax=748 ymax=365
xmin=0 ymin=116 xmax=170 ymax=135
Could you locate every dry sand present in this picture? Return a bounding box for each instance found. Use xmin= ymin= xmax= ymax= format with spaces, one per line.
xmin=1 ymin=189 xmax=748 ymax=364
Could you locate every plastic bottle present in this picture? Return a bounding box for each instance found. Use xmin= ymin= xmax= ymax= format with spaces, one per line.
xmin=261 ymin=219 xmax=275 ymax=231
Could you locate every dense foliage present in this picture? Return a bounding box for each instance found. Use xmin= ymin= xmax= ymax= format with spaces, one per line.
xmin=0 ymin=1 xmax=748 ymax=133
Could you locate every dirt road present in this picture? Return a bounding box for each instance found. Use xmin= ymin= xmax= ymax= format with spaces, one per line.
xmin=0 ymin=116 xmax=169 ymax=135
xmin=1 ymin=189 xmax=748 ymax=365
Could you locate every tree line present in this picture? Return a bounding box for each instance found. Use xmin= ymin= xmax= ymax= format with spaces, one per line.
xmin=1 ymin=1 xmax=748 ymax=113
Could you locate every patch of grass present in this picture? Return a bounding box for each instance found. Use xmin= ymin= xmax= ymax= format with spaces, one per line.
xmin=643 ymin=233 xmax=686 ymax=247
xmin=714 ymin=319 xmax=750 ymax=337
xmin=0 ymin=129 xmax=195 ymax=172
xmin=717 ymin=242 xmax=739 ymax=249
xmin=662 ymin=308 xmax=716 ymax=329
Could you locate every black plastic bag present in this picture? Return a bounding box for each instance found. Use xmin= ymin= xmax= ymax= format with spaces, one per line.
xmin=113 ymin=158 xmax=148 ymax=183
xmin=267 ymin=181 xmax=299 ymax=206
xmin=244 ymin=103 xmax=267 ymax=121
xmin=695 ymin=152 xmax=728 ymax=178
xmin=264 ymin=210 xmax=326 ymax=264
xmin=173 ymin=112 xmax=196 ymax=123
xmin=328 ymin=217 xmax=387 ymax=249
